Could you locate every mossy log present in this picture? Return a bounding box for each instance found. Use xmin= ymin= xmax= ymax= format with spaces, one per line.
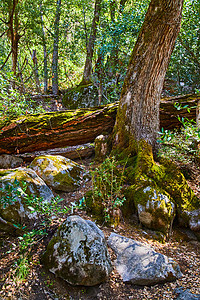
xmin=0 ymin=103 xmax=117 ymax=154
xmin=0 ymin=94 xmax=199 ymax=155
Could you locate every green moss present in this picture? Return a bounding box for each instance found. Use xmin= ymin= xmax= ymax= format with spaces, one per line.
xmin=62 ymin=83 xmax=99 ymax=109
xmin=85 ymin=190 xmax=104 ymax=223
xmin=117 ymin=139 xmax=199 ymax=231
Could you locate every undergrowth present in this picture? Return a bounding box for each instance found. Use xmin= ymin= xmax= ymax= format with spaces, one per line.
xmin=90 ymin=156 xmax=127 ymax=224
xmin=0 ymin=180 xmax=85 ymax=284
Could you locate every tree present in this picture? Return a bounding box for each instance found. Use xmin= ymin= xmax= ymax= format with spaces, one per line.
xmin=114 ymin=0 xmax=184 ymax=153
xmin=52 ymin=0 xmax=62 ymax=95
xmin=81 ymin=0 xmax=102 ymax=85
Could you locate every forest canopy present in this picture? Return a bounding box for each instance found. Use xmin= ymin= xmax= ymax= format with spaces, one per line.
xmin=0 ymin=0 xmax=199 ymax=101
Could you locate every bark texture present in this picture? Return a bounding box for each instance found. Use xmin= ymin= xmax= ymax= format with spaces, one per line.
xmin=114 ymin=0 xmax=184 ymax=152
xmin=81 ymin=0 xmax=101 ymax=85
xmin=0 ymin=93 xmax=199 ymax=155
xmin=0 ymin=103 xmax=117 ymax=154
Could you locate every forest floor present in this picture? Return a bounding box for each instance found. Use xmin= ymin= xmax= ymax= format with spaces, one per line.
xmin=0 ymin=97 xmax=200 ymax=299
xmin=0 ymin=156 xmax=200 ymax=300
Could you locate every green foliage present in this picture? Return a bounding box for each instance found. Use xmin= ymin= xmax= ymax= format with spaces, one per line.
xmin=90 ymin=156 xmax=127 ymax=223
xmin=0 ymin=72 xmax=44 ymax=120
xmin=158 ymin=122 xmax=200 ymax=164
xmin=0 ymin=178 xmax=85 ymax=282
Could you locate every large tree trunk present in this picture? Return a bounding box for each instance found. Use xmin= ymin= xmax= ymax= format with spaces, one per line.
xmin=0 ymin=93 xmax=199 ymax=155
xmin=81 ymin=0 xmax=101 ymax=85
xmin=114 ymin=0 xmax=184 ymax=153
xmin=52 ymin=0 xmax=61 ymax=95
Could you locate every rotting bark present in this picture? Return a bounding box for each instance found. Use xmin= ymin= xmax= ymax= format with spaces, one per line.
xmin=0 ymin=103 xmax=117 ymax=155
xmin=0 ymin=93 xmax=199 ymax=155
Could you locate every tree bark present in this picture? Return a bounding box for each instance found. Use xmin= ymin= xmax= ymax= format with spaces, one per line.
xmin=7 ymin=0 xmax=20 ymax=78
xmin=114 ymin=0 xmax=184 ymax=153
xmin=81 ymin=0 xmax=101 ymax=85
xmin=0 ymin=93 xmax=199 ymax=155
xmin=40 ymin=2 xmax=48 ymax=93
xmin=52 ymin=0 xmax=61 ymax=95
xmin=32 ymin=50 xmax=41 ymax=93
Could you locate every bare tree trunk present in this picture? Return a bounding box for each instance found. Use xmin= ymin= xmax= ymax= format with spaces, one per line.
xmin=52 ymin=0 xmax=61 ymax=95
xmin=81 ymin=0 xmax=101 ymax=85
xmin=32 ymin=50 xmax=41 ymax=93
xmin=40 ymin=2 xmax=48 ymax=93
xmin=7 ymin=0 xmax=20 ymax=79
xmin=114 ymin=0 xmax=184 ymax=153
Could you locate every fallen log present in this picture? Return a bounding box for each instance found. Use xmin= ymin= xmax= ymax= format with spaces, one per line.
xmin=0 ymin=94 xmax=199 ymax=155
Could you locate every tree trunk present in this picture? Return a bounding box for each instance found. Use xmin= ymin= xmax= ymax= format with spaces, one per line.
xmin=52 ymin=0 xmax=61 ymax=95
xmin=0 ymin=93 xmax=199 ymax=155
xmin=7 ymin=0 xmax=20 ymax=78
xmin=114 ymin=0 xmax=184 ymax=153
xmin=40 ymin=2 xmax=48 ymax=93
xmin=81 ymin=0 xmax=101 ymax=85
xmin=32 ymin=50 xmax=41 ymax=93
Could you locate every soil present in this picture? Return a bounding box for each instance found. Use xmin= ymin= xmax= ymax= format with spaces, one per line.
xmin=0 ymin=98 xmax=200 ymax=299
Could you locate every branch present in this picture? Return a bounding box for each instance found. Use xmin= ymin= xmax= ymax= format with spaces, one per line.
xmin=0 ymin=50 xmax=12 ymax=70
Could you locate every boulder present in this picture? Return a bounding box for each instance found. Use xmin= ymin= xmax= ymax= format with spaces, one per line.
xmin=108 ymin=233 xmax=182 ymax=285
xmin=0 ymin=154 xmax=23 ymax=169
xmin=0 ymin=167 xmax=54 ymax=234
xmin=175 ymin=287 xmax=200 ymax=300
xmin=30 ymin=155 xmax=88 ymax=192
xmin=134 ymin=185 xmax=175 ymax=234
xmin=42 ymin=215 xmax=112 ymax=286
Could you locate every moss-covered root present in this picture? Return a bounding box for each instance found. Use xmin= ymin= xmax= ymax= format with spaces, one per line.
xmin=124 ymin=140 xmax=199 ymax=231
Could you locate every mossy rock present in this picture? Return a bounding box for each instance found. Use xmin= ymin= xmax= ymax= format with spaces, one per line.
xmin=132 ymin=185 xmax=175 ymax=233
xmin=30 ymin=155 xmax=89 ymax=192
xmin=42 ymin=215 xmax=112 ymax=286
xmin=0 ymin=168 xmax=54 ymax=233
xmin=129 ymin=140 xmax=199 ymax=224
xmin=84 ymin=190 xmax=104 ymax=223
xmin=62 ymin=84 xmax=99 ymax=109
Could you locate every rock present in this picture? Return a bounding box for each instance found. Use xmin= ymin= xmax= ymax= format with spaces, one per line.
xmin=0 ymin=154 xmax=23 ymax=169
xmin=175 ymin=287 xmax=200 ymax=300
xmin=62 ymin=84 xmax=99 ymax=109
xmin=95 ymin=135 xmax=109 ymax=161
xmin=42 ymin=215 xmax=112 ymax=286
xmin=0 ymin=167 xmax=54 ymax=234
xmin=30 ymin=155 xmax=88 ymax=192
xmin=108 ymin=233 xmax=182 ymax=285
xmin=134 ymin=186 xmax=175 ymax=234
xmin=186 ymin=209 xmax=200 ymax=231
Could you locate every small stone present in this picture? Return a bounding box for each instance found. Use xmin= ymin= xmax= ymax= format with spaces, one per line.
xmin=0 ymin=154 xmax=23 ymax=169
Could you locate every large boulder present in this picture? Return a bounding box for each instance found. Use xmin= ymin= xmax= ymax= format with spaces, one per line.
xmin=134 ymin=185 xmax=175 ymax=234
xmin=0 ymin=168 xmax=54 ymax=234
xmin=42 ymin=215 xmax=112 ymax=286
xmin=108 ymin=233 xmax=182 ymax=285
xmin=30 ymin=155 xmax=88 ymax=192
